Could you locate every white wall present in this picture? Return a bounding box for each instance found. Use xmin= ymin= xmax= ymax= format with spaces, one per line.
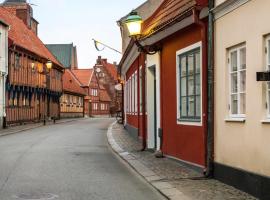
xmin=214 ymin=0 xmax=270 ymax=176
xmin=0 ymin=24 xmax=9 ymax=128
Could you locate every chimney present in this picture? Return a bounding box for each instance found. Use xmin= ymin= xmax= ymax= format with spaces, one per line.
xmin=97 ymin=56 xmax=102 ymax=65
xmin=2 ymin=0 xmax=39 ymax=35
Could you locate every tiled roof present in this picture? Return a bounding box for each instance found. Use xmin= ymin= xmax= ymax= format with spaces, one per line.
xmin=0 ymin=7 xmax=62 ymax=67
xmin=142 ymin=0 xmax=196 ymax=37
xmin=99 ymin=89 xmax=111 ymax=102
xmin=63 ymin=70 xmax=86 ymax=96
xmin=71 ymin=69 xmax=93 ymax=87
xmin=46 ymin=44 xmax=73 ymax=68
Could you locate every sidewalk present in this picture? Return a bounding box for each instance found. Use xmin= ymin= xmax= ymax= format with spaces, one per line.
xmin=107 ymin=122 xmax=257 ymax=200
xmin=0 ymin=118 xmax=84 ymax=137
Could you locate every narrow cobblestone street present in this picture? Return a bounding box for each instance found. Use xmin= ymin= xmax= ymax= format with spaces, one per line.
xmin=110 ymin=122 xmax=258 ymax=200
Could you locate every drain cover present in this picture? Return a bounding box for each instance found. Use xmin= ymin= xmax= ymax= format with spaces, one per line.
xmin=13 ymin=193 xmax=58 ymax=200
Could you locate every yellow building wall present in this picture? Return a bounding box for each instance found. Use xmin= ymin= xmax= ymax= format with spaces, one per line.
xmin=214 ymin=0 xmax=270 ymax=177
xmin=60 ymin=93 xmax=84 ymax=114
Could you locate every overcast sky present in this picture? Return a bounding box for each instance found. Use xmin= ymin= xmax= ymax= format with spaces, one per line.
xmin=12 ymin=0 xmax=146 ymax=68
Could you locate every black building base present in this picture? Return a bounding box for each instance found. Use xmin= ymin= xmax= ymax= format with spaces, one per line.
xmin=214 ymin=162 xmax=270 ymax=200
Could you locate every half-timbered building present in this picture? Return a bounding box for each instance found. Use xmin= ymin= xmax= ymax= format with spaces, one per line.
xmin=60 ymin=70 xmax=85 ymax=118
xmin=0 ymin=1 xmax=64 ymax=126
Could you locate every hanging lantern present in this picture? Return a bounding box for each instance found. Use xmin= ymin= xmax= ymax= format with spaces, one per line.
xmin=46 ymin=60 xmax=53 ymax=70
xmin=37 ymin=62 xmax=43 ymax=73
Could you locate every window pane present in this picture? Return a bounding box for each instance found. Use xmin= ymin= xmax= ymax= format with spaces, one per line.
xmin=240 ymin=48 xmax=246 ymax=70
xmin=196 ymin=95 xmax=201 ymax=117
xmin=231 ymin=73 xmax=238 ymax=93
xmin=181 ymin=97 xmax=187 ymax=117
xmin=195 ymin=51 xmax=200 ymax=73
xmin=231 ymin=51 xmax=237 ymax=72
xmin=195 ymin=74 xmax=200 ymax=95
xmin=181 ymin=77 xmax=186 ymax=96
xmin=240 ymin=71 xmax=246 ymax=92
xmin=188 ymin=76 xmax=194 ymax=95
xmin=188 ymin=96 xmax=195 ymax=117
xmin=180 ymin=56 xmax=186 ymax=76
xmin=231 ymin=94 xmax=238 ymax=114
xmin=240 ymin=93 xmax=246 ymax=114
xmin=188 ymin=54 xmax=194 ymax=76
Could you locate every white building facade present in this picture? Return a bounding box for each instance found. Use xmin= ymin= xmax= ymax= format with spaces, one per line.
xmin=0 ymin=20 xmax=9 ymax=129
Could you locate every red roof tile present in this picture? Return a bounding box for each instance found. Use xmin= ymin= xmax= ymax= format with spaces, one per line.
xmin=99 ymin=89 xmax=111 ymax=102
xmin=63 ymin=70 xmax=86 ymax=96
xmin=0 ymin=7 xmax=62 ymax=67
xmin=71 ymin=69 xmax=93 ymax=87
xmin=142 ymin=0 xmax=196 ymax=37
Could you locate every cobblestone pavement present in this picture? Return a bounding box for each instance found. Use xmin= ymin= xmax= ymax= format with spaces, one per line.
xmin=110 ymin=123 xmax=257 ymax=200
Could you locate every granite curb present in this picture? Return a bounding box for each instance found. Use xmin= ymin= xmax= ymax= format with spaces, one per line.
xmin=107 ymin=121 xmax=191 ymax=200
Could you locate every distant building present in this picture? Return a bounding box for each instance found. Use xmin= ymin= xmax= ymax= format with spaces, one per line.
xmin=72 ymin=69 xmax=111 ymax=117
xmin=60 ymin=70 xmax=86 ymax=118
xmin=93 ymin=56 xmax=121 ymax=114
xmin=46 ymin=43 xmax=78 ymax=70
xmin=0 ymin=20 xmax=9 ymax=129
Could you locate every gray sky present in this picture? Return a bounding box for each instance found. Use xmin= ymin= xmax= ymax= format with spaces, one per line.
xmin=9 ymin=0 xmax=146 ymax=68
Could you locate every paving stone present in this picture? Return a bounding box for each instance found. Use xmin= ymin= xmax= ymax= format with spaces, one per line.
xmin=110 ymin=123 xmax=258 ymax=200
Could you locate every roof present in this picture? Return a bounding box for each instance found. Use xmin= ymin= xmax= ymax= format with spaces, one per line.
xmin=71 ymin=69 xmax=93 ymax=87
xmin=46 ymin=44 xmax=74 ymax=68
xmin=99 ymin=88 xmax=111 ymax=102
xmin=2 ymin=0 xmax=26 ymax=4
xmin=63 ymin=70 xmax=86 ymax=96
xmin=0 ymin=7 xmax=62 ymax=67
xmin=142 ymin=0 xmax=196 ymax=37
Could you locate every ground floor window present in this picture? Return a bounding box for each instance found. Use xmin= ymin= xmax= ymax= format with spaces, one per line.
xmin=177 ymin=42 xmax=202 ymax=123
xmin=228 ymin=45 xmax=246 ymax=118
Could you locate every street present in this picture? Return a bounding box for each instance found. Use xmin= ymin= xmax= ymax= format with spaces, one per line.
xmin=0 ymin=119 xmax=165 ymax=200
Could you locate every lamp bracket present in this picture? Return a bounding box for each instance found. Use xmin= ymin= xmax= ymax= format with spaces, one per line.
xmin=134 ymin=39 xmax=161 ymax=55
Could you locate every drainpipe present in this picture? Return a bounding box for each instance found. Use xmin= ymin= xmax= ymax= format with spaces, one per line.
xmin=193 ymin=4 xmax=214 ymax=177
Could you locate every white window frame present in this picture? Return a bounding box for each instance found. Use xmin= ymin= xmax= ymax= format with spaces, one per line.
xmin=135 ymin=72 xmax=138 ymax=114
xmin=131 ymin=74 xmax=134 ymax=115
xmin=228 ymin=44 xmax=246 ymax=119
xmin=266 ymin=36 xmax=270 ymax=119
xmin=176 ymin=41 xmax=202 ymax=126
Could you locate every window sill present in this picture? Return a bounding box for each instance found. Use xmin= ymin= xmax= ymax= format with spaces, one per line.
xmin=224 ymin=118 xmax=246 ymax=123
xmin=261 ymin=119 xmax=270 ymax=124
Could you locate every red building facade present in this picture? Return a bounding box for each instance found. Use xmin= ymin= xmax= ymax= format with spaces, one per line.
xmin=119 ymin=0 xmax=209 ymax=172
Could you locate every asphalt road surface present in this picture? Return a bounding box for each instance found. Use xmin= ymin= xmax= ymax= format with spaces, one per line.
xmin=0 ymin=118 xmax=165 ymax=200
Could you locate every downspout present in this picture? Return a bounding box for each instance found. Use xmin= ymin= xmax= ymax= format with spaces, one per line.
xmin=193 ymin=4 xmax=214 ymax=177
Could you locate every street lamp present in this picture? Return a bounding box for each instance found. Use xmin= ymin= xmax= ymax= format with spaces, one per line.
xmin=125 ymin=11 xmax=160 ymax=55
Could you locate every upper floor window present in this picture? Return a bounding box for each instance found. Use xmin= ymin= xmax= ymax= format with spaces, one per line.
xmin=177 ymin=42 xmax=202 ymax=124
xmin=228 ymin=45 xmax=246 ymax=118
xmin=266 ymin=37 xmax=270 ymax=117
xmin=15 ymin=54 xmax=21 ymax=69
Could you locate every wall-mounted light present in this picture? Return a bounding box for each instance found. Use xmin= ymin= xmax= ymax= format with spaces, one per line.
xmin=125 ymin=11 xmax=160 ymax=55
xmin=46 ymin=60 xmax=53 ymax=71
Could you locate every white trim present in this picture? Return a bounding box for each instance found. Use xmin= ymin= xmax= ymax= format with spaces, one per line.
xmin=225 ymin=118 xmax=246 ymax=123
xmin=261 ymin=119 xmax=270 ymax=124
xmin=213 ymin=0 xmax=251 ymax=20
xmin=265 ymin=36 xmax=270 ymax=119
xmin=228 ymin=45 xmax=246 ymax=119
xmin=176 ymin=41 xmax=202 ymax=126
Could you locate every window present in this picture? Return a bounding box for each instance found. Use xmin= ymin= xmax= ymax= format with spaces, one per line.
xmin=228 ymin=45 xmax=246 ymax=117
xmin=15 ymin=54 xmax=21 ymax=69
xmin=266 ymin=37 xmax=270 ymax=117
xmin=91 ymin=89 xmax=98 ymax=97
xmin=139 ymin=67 xmax=142 ymax=114
xmin=177 ymin=43 xmax=201 ymax=123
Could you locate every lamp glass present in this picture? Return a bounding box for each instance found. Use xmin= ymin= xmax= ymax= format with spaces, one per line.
xmin=126 ymin=21 xmax=142 ymax=36
xmin=46 ymin=61 xmax=52 ymax=70
xmin=37 ymin=63 xmax=43 ymax=73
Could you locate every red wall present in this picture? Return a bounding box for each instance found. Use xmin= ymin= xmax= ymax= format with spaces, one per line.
xmin=160 ymin=24 xmax=207 ymax=167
